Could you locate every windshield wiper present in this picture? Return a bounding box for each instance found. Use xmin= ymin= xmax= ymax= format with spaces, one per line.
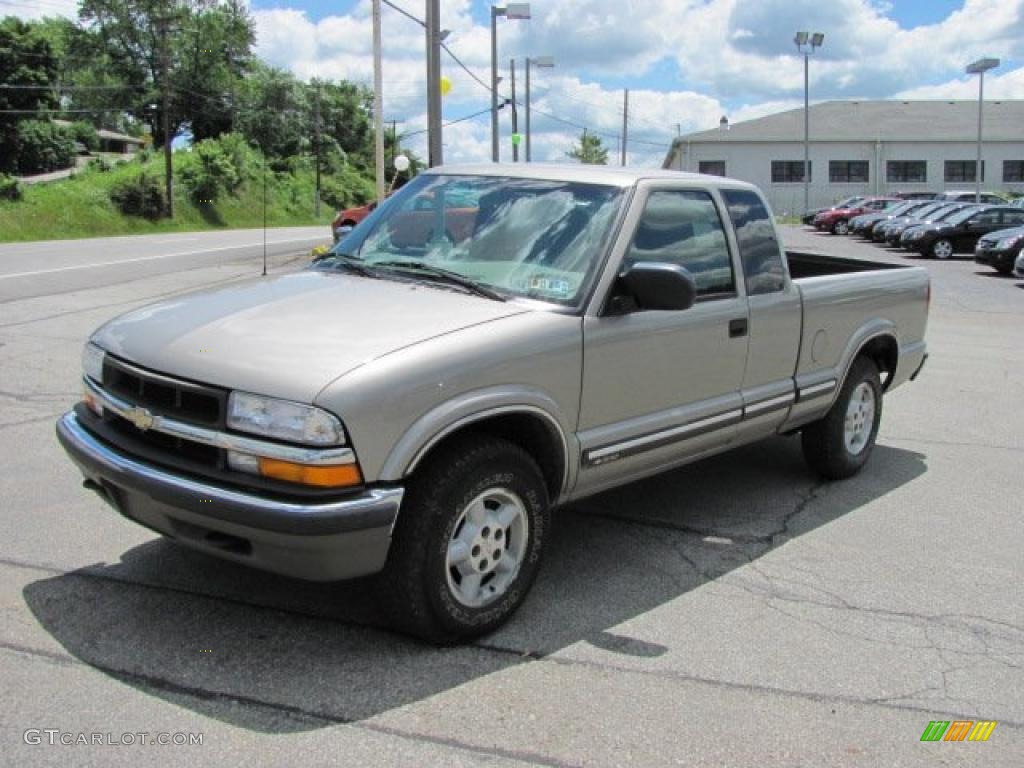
xmin=317 ymin=253 xmax=379 ymax=278
xmin=371 ymin=260 xmax=506 ymax=302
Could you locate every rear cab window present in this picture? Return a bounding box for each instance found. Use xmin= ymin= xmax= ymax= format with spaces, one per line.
xmin=721 ymin=188 xmax=787 ymax=295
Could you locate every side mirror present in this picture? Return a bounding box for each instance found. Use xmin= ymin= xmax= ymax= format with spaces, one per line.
xmin=618 ymin=262 xmax=698 ymax=312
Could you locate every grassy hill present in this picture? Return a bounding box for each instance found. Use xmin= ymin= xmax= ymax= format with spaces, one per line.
xmin=0 ymin=150 xmax=341 ymax=243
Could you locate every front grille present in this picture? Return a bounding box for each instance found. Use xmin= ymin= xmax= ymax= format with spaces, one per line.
xmin=103 ymin=355 xmax=226 ymax=428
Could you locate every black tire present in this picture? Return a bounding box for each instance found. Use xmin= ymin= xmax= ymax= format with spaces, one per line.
xmin=376 ymin=434 xmax=550 ymax=643
xmin=995 ymin=264 xmax=1014 ymax=276
xmin=801 ymin=357 xmax=883 ymax=480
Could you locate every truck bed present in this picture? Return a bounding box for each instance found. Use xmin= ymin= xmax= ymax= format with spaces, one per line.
xmin=785 ymin=250 xmax=911 ymax=279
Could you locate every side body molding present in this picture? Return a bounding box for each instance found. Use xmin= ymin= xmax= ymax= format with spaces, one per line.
xmin=378 ymin=385 xmax=577 ymax=501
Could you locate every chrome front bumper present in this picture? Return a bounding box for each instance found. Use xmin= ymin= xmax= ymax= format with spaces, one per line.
xmin=56 ymin=411 xmax=404 ymax=581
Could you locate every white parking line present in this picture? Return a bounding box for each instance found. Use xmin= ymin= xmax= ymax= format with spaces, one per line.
xmin=0 ymin=236 xmax=322 ymax=280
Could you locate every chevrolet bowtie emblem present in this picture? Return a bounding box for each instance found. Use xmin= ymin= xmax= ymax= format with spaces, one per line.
xmin=126 ymin=406 xmax=155 ymax=431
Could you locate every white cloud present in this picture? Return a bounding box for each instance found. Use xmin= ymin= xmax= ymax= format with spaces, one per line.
xmin=895 ymin=66 xmax=1024 ymax=100
xmin=11 ymin=0 xmax=1022 ymax=166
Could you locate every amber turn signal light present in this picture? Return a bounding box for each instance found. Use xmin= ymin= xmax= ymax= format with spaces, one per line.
xmin=257 ymin=458 xmax=363 ymax=488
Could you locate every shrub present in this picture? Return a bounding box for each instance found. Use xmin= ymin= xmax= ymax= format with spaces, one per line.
xmin=15 ymin=120 xmax=75 ymax=174
xmin=179 ymin=134 xmax=251 ymax=203
xmin=88 ymin=157 xmax=112 ymax=173
xmin=69 ymin=121 xmax=99 ymax=152
xmin=320 ymin=166 xmax=375 ymax=210
xmin=0 ymin=173 xmax=21 ymax=201
xmin=110 ymin=171 xmax=165 ymax=218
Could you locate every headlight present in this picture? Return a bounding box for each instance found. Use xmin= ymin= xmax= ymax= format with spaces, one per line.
xmin=227 ymin=391 xmax=344 ymax=445
xmin=997 ymin=236 xmax=1022 ymax=250
xmin=82 ymin=342 xmax=105 ymax=383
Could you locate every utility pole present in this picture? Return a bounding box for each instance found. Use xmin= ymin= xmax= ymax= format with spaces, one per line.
xmin=510 ymin=58 xmax=518 ymax=162
xmin=371 ymin=0 xmax=385 ymax=202
xmin=620 ymin=88 xmax=628 ymax=166
xmin=314 ymin=80 xmax=321 ymax=216
xmin=156 ymin=14 xmax=174 ymax=218
xmin=425 ymin=0 xmax=443 ymax=166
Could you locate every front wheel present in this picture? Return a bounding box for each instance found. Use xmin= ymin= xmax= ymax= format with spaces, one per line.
xmin=801 ymin=357 xmax=882 ymax=480
xmin=832 ymin=219 xmax=850 ymax=235
xmin=376 ymin=435 xmax=550 ymax=642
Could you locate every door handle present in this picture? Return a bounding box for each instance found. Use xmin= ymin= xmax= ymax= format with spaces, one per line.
xmin=729 ymin=318 xmax=748 ymax=338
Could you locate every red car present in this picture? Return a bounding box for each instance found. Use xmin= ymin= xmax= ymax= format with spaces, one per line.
xmin=332 ymin=201 xmax=378 ymax=242
xmin=813 ymin=197 xmax=900 ymax=235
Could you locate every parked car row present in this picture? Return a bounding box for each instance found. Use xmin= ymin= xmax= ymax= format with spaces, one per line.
xmin=807 ymin=195 xmax=1024 ymax=276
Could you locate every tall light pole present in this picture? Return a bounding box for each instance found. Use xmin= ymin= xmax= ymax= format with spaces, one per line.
xmin=491 ymin=3 xmax=530 ymax=162
xmin=525 ymin=55 xmax=554 ymax=162
xmin=794 ymin=31 xmax=823 ymax=214
xmin=966 ymin=57 xmax=999 ymax=203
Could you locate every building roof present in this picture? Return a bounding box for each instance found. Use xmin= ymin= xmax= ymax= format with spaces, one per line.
xmin=675 ymin=100 xmax=1024 ymax=145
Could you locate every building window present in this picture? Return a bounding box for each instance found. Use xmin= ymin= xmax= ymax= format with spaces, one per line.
xmin=829 ymin=161 xmax=869 ymax=183
xmin=771 ymin=161 xmax=809 ymax=183
xmin=698 ymin=160 xmax=726 ymax=177
xmin=1004 ymin=161 xmax=1024 ymax=183
xmin=944 ymin=160 xmax=984 ymax=183
xmin=886 ymin=161 xmax=927 ymax=183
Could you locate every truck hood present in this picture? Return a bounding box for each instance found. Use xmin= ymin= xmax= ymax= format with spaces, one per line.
xmin=92 ymin=271 xmax=529 ymax=403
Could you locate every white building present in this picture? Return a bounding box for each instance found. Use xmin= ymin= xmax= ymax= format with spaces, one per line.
xmin=662 ymin=100 xmax=1024 ymax=215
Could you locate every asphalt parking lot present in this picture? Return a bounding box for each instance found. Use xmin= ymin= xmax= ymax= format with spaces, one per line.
xmin=0 ymin=225 xmax=1021 ymax=766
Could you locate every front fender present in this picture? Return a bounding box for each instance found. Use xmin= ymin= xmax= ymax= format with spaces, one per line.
xmin=378 ymin=385 xmax=578 ymax=498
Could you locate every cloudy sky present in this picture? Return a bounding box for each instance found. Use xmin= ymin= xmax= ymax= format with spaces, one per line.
xmin=8 ymin=0 xmax=1024 ymax=166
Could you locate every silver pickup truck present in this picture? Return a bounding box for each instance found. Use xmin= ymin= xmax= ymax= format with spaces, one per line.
xmin=57 ymin=165 xmax=929 ymax=641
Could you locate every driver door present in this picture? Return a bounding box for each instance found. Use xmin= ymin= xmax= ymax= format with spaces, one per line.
xmin=575 ymin=186 xmax=749 ymax=496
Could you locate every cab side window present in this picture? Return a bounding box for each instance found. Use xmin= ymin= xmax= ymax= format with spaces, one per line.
xmin=721 ymin=188 xmax=786 ymax=295
xmin=624 ymin=190 xmax=735 ymax=299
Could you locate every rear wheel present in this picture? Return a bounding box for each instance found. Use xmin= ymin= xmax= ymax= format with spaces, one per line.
xmin=376 ymin=435 xmax=550 ymax=642
xmin=931 ymin=238 xmax=954 ymax=259
xmin=833 ymin=219 xmax=850 ymax=235
xmin=801 ymin=357 xmax=882 ymax=480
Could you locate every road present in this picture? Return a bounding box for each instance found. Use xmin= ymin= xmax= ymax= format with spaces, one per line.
xmin=0 ymin=227 xmax=330 ymax=302
xmin=0 ymin=227 xmax=1020 ymax=766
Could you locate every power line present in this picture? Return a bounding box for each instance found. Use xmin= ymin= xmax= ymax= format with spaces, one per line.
xmin=400 ymin=105 xmax=498 ymax=138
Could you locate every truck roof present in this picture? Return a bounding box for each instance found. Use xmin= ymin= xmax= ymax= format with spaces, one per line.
xmin=425 ymin=163 xmax=761 ymax=191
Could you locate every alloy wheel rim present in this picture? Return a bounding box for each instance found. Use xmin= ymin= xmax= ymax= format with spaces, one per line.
xmin=836 ymin=221 xmax=849 ymax=234
xmin=843 ymin=382 xmax=876 ymax=455
xmin=934 ymin=240 xmax=953 ymax=259
xmin=445 ymin=488 xmax=529 ymax=608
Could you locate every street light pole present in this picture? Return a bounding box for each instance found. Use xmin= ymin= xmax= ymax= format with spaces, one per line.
xmin=966 ymin=57 xmax=999 ymax=203
xmin=525 ymin=55 xmax=553 ymax=162
xmin=794 ymin=31 xmax=823 ymax=214
xmin=490 ymin=4 xmax=531 ymax=162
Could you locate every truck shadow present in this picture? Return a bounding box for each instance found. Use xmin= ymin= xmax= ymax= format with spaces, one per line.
xmin=24 ymin=437 xmax=925 ymax=733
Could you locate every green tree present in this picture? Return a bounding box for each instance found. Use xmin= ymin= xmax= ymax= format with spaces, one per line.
xmin=566 ymin=130 xmax=609 ymax=165
xmin=0 ymin=18 xmax=60 ymax=173
xmin=77 ymin=0 xmax=255 ymax=145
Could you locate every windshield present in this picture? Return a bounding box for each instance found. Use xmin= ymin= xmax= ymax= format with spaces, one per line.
xmin=944 ymin=206 xmax=983 ymax=225
xmin=911 ymin=203 xmax=944 ymax=219
xmin=316 ymin=173 xmax=625 ymax=306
